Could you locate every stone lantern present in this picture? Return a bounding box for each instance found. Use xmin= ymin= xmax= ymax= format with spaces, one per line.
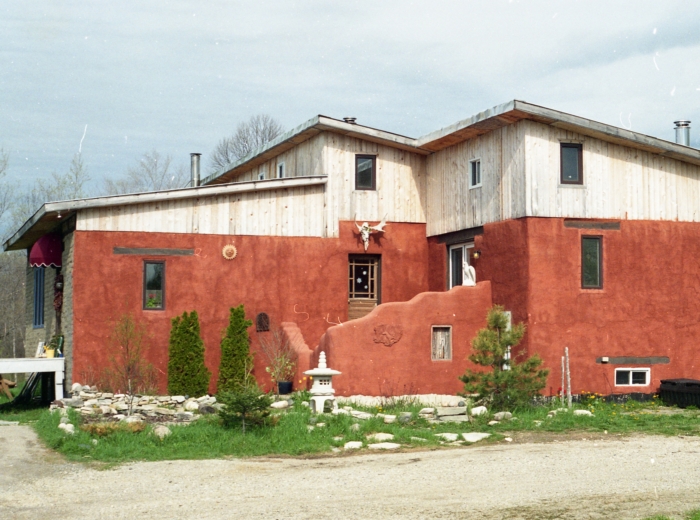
xmin=304 ymin=351 xmax=341 ymax=414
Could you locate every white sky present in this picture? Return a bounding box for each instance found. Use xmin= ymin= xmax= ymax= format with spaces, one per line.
xmin=1 ymin=0 xmax=699 ymax=187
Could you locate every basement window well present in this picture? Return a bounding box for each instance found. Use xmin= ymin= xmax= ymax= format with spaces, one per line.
xmin=615 ymin=368 xmax=650 ymax=386
xmin=143 ymin=261 xmax=165 ymax=310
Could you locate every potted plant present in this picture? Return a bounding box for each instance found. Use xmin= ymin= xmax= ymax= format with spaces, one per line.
xmin=259 ymin=327 xmax=297 ymax=395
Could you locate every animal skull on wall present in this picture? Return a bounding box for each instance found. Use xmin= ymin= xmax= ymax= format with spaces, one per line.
xmin=354 ymin=215 xmax=388 ymax=251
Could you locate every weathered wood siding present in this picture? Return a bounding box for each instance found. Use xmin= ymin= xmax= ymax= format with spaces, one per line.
xmin=323 ymin=133 xmax=427 ymax=237
xmin=232 ymin=133 xmax=327 ymax=182
xmin=77 ymin=184 xmax=326 ymax=237
xmin=426 ymin=123 xmax=526 ymax=236
xmin=524 ymin=120 xmax=700 ymax=222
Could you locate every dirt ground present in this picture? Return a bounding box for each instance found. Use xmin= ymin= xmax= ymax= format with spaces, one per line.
xmin=1 ymin=425 xmax=700 ymax=519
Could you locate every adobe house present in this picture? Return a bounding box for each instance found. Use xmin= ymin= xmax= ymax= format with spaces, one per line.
xmin=4 ymin=100 xmax=700 ymax=397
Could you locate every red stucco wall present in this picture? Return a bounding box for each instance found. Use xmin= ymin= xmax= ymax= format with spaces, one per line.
xmin=70 ymin=221 xmax=431 ymax=393
xmin=315 ymin=283 xmax=493 ymax=396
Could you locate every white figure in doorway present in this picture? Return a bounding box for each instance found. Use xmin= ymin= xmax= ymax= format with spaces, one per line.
xmin=462 ymin=260 xmax=476 ymax=286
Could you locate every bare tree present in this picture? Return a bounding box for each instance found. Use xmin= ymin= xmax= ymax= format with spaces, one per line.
xmin=103 ymin=150 xmax=188 ymax=195
xmin=0 ymin=252 xmax=26 ymax=361
xmin=209 ymin=114 xmax=284 ymax=173
xmin=0 ymin=150 xmax=11 ymax=226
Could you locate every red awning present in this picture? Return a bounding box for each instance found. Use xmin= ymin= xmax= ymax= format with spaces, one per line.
xmin=29 ymin=233 xmax=62 ymax=268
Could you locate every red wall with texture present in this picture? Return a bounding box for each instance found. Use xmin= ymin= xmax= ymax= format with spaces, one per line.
xmin=70 ymin=221 xmax=431 ymax=393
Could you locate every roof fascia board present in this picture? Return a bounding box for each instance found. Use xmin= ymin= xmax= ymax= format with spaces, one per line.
xmin=3 ymin=176 xmax=327 ymax=251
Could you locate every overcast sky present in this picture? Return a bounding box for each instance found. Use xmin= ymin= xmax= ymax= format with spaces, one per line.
xmin=1 ymin=1 xmax=699 ymax=188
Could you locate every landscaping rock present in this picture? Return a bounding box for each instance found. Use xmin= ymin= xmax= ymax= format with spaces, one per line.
xmin=152 ymin=425 xmax=171 ymax=439
xmin=493 ymin=412 xmax=512 ymax=421
xmin=399 ymin=413 xmax=412 ymax=424
xmin=410 ymin=437 xmax=428 ymax=442
xmin=301 ymin=401 xmax=310 ymax=408
xmin=462 ymin=432 xmax=491 ymax=443
xmin=185 ymin=401 xmax=200 ymax=412
xmin=457 ymin=400 xmax=466 ymax=407
xmin=198 ymin=405 xmax=216 ymax=415
xmin=383 ymin=415 xmax=397 ymax=424
xmin=172 ymin=395 xmax=186 ymax=404
xmin=350 ymin=423 xmax=361 ymax=432
xmin=367 ymin=432 xmax=394 ymax=441
xmin=418 ymin=408 xmax=435 ymax=416
xmin=100 ymin=406 xmax=115 ymax=415
xmin=84 ymin=399 xmax=99 ymax=406
xmin=350 ymin=411 xmax=373 ymax=420
xmin=316 ymin=423 xmax=325 ymax=428
xmin=0 ymin=420 xmax=19 ymax=426
xmin=332 ymin=408 xmax=350 ymax=415
xmin=270 ymin=401 xmax=289 ymax=409
xmin=440 ymin=415 xmax=472 ymax=423
xmin=470 ymin=406 xmax=488 ymax=416
xmin=333 ymin=436 xmax=344 ymax=441
xmin=58 ymin=423 xmax=75 ymax=435
xmin=59 ymin=416 xmax=70 ymax=424
xmin=308 ymin=416 xmax=318 ymax=425
xmin=70 ymin=383 xmax=82 ymax=394
xmin=124 ymin=416 xmax=144 ymax=424
xmin=488 ymin=420 xmax=500 ymax=426
xmin=504 ymin=437 xmax=513 ymax=442
xmin=436 ymin=406 xmax=467 ymax=417
xmin=307 ymin=425 xmax=315 ymax=432
xmin=533 ymin=420 xmax=542 ymax=426
xmin=368 ymin=442 xmax=401 ymax=450
xmin=63 ymin=398 xmax=83 ymax=408
xmin=344 ymin=441 xmax=363 ymax=450
xmin=574 ymin=410 xmax=594 ymax=416
xmin=176 ymin=412 xmax=194 ymax=421
xmin=101 ymin=393 xmax=114 ymax=399
xmin=435 ymin=433 xmax=459 ymax=442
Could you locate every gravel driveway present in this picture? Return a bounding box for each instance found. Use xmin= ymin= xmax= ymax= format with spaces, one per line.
xmin=1 ymin=425 xmax=699 ymax=519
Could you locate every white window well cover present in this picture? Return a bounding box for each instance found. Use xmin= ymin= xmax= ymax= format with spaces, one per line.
xmin=615 ymin=368 xmax=650 ymax=386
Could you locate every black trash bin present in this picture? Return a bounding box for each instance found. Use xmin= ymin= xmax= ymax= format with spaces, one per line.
xmin=659 ymin=379 xmax=700 ymax=408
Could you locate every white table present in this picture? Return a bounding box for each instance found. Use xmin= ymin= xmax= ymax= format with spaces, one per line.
xmin=0 ymin=357 xmax=65 ymax=399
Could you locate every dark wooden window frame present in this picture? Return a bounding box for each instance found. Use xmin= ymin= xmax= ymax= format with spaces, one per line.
xmin=348 ymin=254 xmax=381 ymax=302
xmin=143 ymin=261 xmax=165 ymax=311
xmin=560 ymin=143 xmax=583 ymax=185
xmin=355 ymin=154 xmax=376 ymax=191
xmin=33 ymin=267 xmax=45 ymax=328
xmin=581 ymin=235 xmax=603 ymax=289
xmin=256 ymin=313 xmax=270 ymax=332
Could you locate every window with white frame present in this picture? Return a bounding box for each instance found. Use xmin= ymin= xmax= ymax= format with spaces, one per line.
xmin=448 ymin=242 xmax=474 ymax=288
xmin=432 ymin=326 xmax=452 ymax=361
xmin=615 ymin=368 xmax=650 ymax=386
xmin=277 ymin=162 xmax=285 ymax=179
xmin=469 ymin=159 xmax=481 ymax=188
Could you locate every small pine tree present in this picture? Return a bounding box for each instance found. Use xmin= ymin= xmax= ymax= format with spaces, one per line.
xmin=460 ymin=305 xmax=549 ymax=411
xmin=167 ymin=310 xmax=211 ymax=397
xmin=217 ymin=305 xmax=254 ymax=393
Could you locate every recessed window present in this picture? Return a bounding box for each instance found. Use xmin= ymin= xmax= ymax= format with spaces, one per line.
xmin=615 ymin=368 xmax=650 ymax=386
xmin=582 ymin=236 xmax=602 ymax=289
xmin=355 ymin=155 xmax=376 ymax=190
xmin=143 ymin=261 xmax=165 ymax=310
xmin=469 ymin=159 xmax=481 ymax=188
xmin=258 ymin=171 xmax=265 ymax=180
xmin=448 ymin=242 xmax=474 ymax=288
xmin=277 ymin=162 xmax=285 ymax=179
xmin=561 ymin=143 xmax=583 ymax=184
xmin=256 ymin=312 xmax=270 ymax=332
xmin=432 ymin=326 xmax=452 ymax=361
xmin=33 ymin=267 xmax=45 ymax=328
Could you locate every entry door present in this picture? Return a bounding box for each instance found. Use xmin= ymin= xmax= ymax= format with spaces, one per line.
xmin=449 ymin=243 xmax=473 ymax=288
xmin=348 ymin=255 xmax=380 ymax=320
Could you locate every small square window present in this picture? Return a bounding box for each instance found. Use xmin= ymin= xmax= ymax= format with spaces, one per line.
xmin=144 ymin=261 xmax=165 ymax=310
xmin=581 ymin=236 xmax=602 ymax=289
xmin=432 ymin=326 xmax=452 ymax=361
xmin=277 ymin=162 xmax=285 ymax=179
xmin=469 ymin=159 xmax=481 ymax=188
xmin=561 ymin=143 xmax=583 ymax=184
xmin=615 ymin=368 xmax=650 ymax=386
xmin=355 ymin=155 xmax=376 ymax=190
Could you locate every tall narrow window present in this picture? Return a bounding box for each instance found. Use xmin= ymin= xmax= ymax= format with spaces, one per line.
xmin=581 ymin=236 xmax=602 ymax=288
xmin=33 ymin=267 xmax=45 ymax=328
xmin=448 ymin=243 xmax=474 ymax=288
xmin=355 ymin=155 xmax=376 ymax=190
xmin=432 ymin=326 xmax=452 ymax=360
xmin=277 ymin=162 xmax=285 ymax=179
xmin=469 ymin=159 xmax=481 ymax=188
xmin=144 ymin=261 xmax=165 ymax=310
xmin=348 ymin=255 xmax=380 ymax=320
xmin=561 ymin=143 xmax=583 ymax=184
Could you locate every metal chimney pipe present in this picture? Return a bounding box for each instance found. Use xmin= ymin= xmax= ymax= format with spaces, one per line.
xmin=343 ymin=117 xmax=357 ymax=124
xmin=190 ymin=153 xmax=201 ymax=187
xmin=674 ymin=121 xmax=691 ymax=146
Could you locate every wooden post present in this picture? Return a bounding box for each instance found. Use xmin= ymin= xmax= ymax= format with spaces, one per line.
xmin=561 ymin=356 xmax=565 ymax=407
xmin=565 ymin=347 xmax=572 ymax=409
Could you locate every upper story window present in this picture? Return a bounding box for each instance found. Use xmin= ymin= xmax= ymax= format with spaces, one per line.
xmin=33 ymin=267 xmax=45 ymax=328
xmin=355 ymin=155 xmax=376 ymax=190
xmin=277 ymin=162 xmax=285 ymax=179
xmin=258 ymin=171 xmax=265 ymax=180
xmin=581 ymin=236 xmax=602 ymax=289
xmin=561 ymin=143 xmax=583 ymax=184
xmin=469 ymin=159 xmax=481 ymax=188
xmin=144 ymin=261 xmax=165 ymax=310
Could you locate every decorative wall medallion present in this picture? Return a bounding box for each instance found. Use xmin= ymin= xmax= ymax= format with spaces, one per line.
xmin=372 ymin=324 xmax=403 ymax=347
xmin=222 ymin=244 xmax=238 ymax=260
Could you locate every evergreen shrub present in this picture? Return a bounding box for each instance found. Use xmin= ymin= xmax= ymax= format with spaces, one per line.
xmin=217 ymin=305 xmax=254 ymax=393
xmin=167 ymin=310 xmax=211 ymax=397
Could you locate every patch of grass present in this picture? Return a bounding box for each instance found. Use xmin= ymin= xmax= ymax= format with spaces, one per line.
xmin=0 ymin=383 xmax=46 ymax=423
xmin=26 ymin=393 xmax=700 ymax=465
xmin=642 ymin=509 xmax=700 ymax=520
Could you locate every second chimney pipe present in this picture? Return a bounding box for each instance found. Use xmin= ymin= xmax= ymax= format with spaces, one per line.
xmin=674 ymin=121 xmax=691 ymax=147
xmin=190 ymin=153 xmax=201 ymax=187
